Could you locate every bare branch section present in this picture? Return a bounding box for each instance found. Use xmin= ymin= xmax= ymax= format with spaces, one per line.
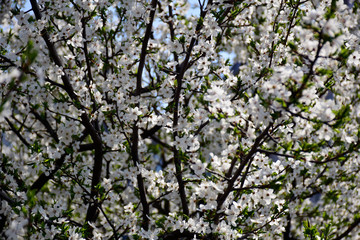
xmin=29 ymin=0 xmax=103 ymax=226
xmin=216 ymin=124 xmax=272 ymax=213
xmin=131 ymin=0 xmax=158 ymax=230
xmin=334 ymin=217 xmax=360 ymax=240
xmin=171 ymin=0 xmax=214 ymax=217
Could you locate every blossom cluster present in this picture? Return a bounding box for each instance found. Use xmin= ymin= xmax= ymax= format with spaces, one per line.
xmin=1 ymin=0 xmax=360 ymax=239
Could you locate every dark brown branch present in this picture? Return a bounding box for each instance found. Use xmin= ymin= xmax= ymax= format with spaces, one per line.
xmin=0 ymin=55 xmax=17 ymax=67
xmin=79 ymin=13 xmax=104 ymax=225
xmin=30 ymin=108 xmax=59 ymax=142
xmin=258 ymin=149 xmax=297 ymax=159
xmin=283 ymin=213 xmax=293 ymax=240
xmin=233 ymin=183 xmax=272 ymax=191
xmin=29 ymin=128 xmax=90 ymax=193
xmin=5 ymin=117 xmax=31 ymax=148
xmin=283 ymin=1 xmax=300 ymax=46
xmin=30 ymin=154 xmax=66 ymax=192
xmin=237 ymin=156 xmax=253 ymax=193
xmin=149 ymin=135 xmax=174 ymax=151
xmin=216 ymin=124 xmax=272 ymax=214
xmin=225 ymin=157 xmax=238 ymax=179
xmin=0 ymin=190 xmax=16 ymax=205
xmin=171 ymin=0 xmax=213 ymax=217
xmin=30 ymin=0 xmax=104 ymax=226
xmin=194 ymin=120 xmax=209 ymax=136
xmin=130 ymin=125 xmax=149 ymax=230
xmin=167 ymin=5 xmax=179 ymax=63
xmin=291 ymin=38 xmax=323 ymax=102
xmin=140 ymin=125 xmax=162 ymax=138
xmin=98 ymin=205 xmax=119 ymax=240
xmin=160 ymin=230 xmax=199 ymax=240
xmin=130 ymin=0 xmax=158 ymax=230
xmin=85 ymin=119 xmax=103 ymax=224
xmin=45 ymin=77 xmax=67 ymax=90
xmin=131 ymin=83 xmax=163 ymax=96
xmin=135 ymin=0 xmax=158 ymax=96
xmin=238 ymin=207 xmax=288 ymax=239
xmin=81 ymin=15 xmax=98 ymax=113
xmin=29 ymin=0 xmax=79 ymax=102
xmin=310 ymin=141 xmax=360 ymax=164
xmin=334 ymin=216 xmax=360 ymax=240
xmin=79 ymin=143 xmax=96 ymax=152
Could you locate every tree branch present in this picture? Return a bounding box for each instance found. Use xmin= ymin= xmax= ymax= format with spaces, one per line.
xmin=30 ymin=108 xmax=59 ymax=142
xmin=30 ymin=0 xmax=104 ymax=226
xmin=216 ymin=124 xmax=272 ymax=214
xmin=134 ymin=0 xmax=158 ymax=96
xmin=5 ymin=117 xmax=31 ymax=148
xmin=334 ymin=216 xmax=360 ymax=240
xmin=129 ymin=0 xmax=158 ymax=230
xmin=171 ymin=0 xmax=213 ymax=217
xmin=30 ymin=154 xmax=66 ymax=192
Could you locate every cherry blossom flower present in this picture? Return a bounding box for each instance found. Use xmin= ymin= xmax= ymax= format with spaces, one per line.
xmin=1 ymin=0 xmax=360 ymax=239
